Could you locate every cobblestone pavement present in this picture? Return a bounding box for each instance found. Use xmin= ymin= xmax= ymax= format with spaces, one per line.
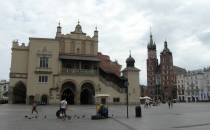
xmin=0 ymin=103 xmax=210 ymax=130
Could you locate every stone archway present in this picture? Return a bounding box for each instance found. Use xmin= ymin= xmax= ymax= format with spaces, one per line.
xmin=80 ymin=82 xmax=95 ymax=105
xmin=13 ymin=81 xmax=26 ymax=104
xmin=61 ymin=82 xmax=76 ymax=104
xmin=41 ymin=95 xmax=48 ymax=105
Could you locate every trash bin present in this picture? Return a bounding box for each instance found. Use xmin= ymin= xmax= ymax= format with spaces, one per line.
xmin=135 ymin=106 xmax=142 ymax=117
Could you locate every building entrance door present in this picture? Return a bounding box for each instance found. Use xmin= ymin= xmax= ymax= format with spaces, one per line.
xmin=61 ymin=81 xmax=76 ymax=105
xmin=61 ymin=89 xmax=74 ymax=104
xmin=13 ymin=81 xmax=26 ymax=104
xmin=41 ymin=95 xmax=48 ymax=105
xmin=80 ymin=83 xmax=95 ymax=104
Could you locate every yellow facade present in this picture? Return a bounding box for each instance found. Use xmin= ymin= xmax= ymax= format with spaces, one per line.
xmin=9 ymin=22 xmax=141 ymax=105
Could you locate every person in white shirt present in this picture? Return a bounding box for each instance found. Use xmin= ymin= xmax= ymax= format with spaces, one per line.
xmin=60 ymin=99 xmax=68 ymax=119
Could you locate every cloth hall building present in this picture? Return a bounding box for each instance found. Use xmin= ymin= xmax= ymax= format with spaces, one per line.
xmin=9 ymin=22 xmax=141 ymax=105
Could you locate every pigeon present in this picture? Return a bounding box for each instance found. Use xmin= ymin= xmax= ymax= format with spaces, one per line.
xmin=67 ymin=116 xmax=71 ymax=120
xmin=44 ymin=115 xmax=47 ymax=119
xmin=25 ymin=115 xmax=28 ymax=118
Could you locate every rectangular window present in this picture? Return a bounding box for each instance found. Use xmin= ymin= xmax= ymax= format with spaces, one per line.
xmin=113 ymin=98 xmax=120 ymax=103
xmin=40 ymin=57 xmax=49 ymax=68
xmin=38 ymin=75 xmax=48 ymax=83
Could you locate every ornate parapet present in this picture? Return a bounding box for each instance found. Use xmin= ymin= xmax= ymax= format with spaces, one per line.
xmin=12 ymin=40 xmax=28 ymax=51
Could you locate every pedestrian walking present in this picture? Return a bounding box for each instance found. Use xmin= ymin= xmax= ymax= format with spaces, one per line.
xmin=144 ymin=99 xmax=149 ymax=109
xmin=31 ymin=101 xmax=38 ymax=114
xmin=170 ymin=100 xmax=173 ymax=108
xmin=168 ymin=100 xmax=171 ymax=109
xmin=60 ymin=98 xmax=68 ymax=120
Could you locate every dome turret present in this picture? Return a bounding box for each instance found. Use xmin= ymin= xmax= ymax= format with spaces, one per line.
xmin=161 ymin=40 xmax=171 ymax=54
xmin=126 ymin=52 xmax=135 ymax=67
xmin=74 ymin=21 xmax=83 ymax=33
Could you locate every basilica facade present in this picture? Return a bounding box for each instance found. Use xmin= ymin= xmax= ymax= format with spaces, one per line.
xmin=147 ymin=33 xmax=176 ymax=101
xmin=9 ymin=22 xmax=141 ymax=105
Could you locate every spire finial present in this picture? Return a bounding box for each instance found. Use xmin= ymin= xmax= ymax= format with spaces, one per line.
xmin=164 ymin=40 xmax=168 ymax=48
xmin=58 ymin=21 xmax=61 ymax=26
xmin=78 ymin=19 xmax=80 ymax=25
xmin=129 ymin=50 xmax=131 ymax=57
xmin=149 ymin=26 xmax=153 ymax=45
xmin=150 ymin=26 xmax=152 ymax=36
xmin=95 ymin=26 xmax=97 ymax=31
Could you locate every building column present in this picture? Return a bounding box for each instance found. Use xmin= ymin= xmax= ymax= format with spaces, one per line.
xmin=79 ymin=61 xmax=82 ymax=70
xmin=75 ymin=88 xmax=81 ymax=105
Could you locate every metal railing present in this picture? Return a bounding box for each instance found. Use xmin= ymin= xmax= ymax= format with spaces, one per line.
xmin=61 ymin=68 xmax=98 ymax=76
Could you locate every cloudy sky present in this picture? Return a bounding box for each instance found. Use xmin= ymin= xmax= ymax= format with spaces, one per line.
xmin=0 ymin=0 xmax=210 ymax=85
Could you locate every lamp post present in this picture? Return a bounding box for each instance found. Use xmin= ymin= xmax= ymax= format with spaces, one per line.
xmin=124 ymin=79 xmax=129 ymax=118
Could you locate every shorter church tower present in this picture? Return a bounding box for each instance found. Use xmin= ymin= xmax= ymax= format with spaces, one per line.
xmin=160 ymin=41 xmax=174 ymax=100
xmin=122 ymin=53 xmax=141 ymax=104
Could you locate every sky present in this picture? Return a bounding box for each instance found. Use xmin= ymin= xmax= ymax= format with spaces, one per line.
xmin=0 ymin=0 xmax=210 ymax=85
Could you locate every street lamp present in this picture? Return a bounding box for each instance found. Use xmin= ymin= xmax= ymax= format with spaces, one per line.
xmin=124 ymin=78 xmax=129 ymax=118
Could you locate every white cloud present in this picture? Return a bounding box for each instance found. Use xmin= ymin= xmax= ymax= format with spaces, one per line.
xmin=0 ymin=0 xmax=210 ymax=85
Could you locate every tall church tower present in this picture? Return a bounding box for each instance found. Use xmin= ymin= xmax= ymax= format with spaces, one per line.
xmin=160 ymin=41 xmax=174 ymax=101
xmin=122 ymin=53 xmax=141 ymax=104
xmin=147 ymin=33 xmax=158 ymax=98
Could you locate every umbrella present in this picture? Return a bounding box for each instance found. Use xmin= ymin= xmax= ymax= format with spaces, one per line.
xmin=140 ymin=96 xmax=152 ymax=100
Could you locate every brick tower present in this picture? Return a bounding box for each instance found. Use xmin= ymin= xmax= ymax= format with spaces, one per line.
xmin=160 ymin=41 xmax=174 ymax=101
xmin=146 ymin=33 xmax=158 ymax=99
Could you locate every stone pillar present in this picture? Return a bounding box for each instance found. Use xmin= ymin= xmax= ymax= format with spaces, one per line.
xmin=79 ymin=61 xmax=82 ymax=70
xmin=26 ymin=95 xmax=29 ymax=105
xmin=75 ymin=88 xmax=81 ymax=105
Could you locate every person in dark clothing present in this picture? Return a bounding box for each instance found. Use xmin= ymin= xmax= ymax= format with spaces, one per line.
xmin=168 ymin=100 xmax=171 ymax=109
xmin=32 ymin=102 xmax=38 ymax=114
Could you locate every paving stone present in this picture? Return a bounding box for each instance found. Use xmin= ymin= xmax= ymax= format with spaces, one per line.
xmin=0 ymin=103 xmax=210 ymax=130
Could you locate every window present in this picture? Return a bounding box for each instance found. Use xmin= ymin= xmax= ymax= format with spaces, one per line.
xmin=182 ymin=89 xmax=185 ymax=95
xmin=39 ymin=76 xmax=48 ymax=83
xmin=113 ymin=98 xmax=120 ymax=103
xmin=77 ymin=48 xmax=80 ymax=54
xmin=40 ymin=57 xmax=49 ymax=68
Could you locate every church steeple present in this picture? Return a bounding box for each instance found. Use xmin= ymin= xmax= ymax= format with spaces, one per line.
xmin=147 ymin=29 xmax=156 ymax=50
